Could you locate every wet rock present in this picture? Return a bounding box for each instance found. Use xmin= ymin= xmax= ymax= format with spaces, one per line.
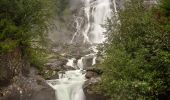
xmin=74 ymin=55 xmax=82 ymax=60
xmin=85 ymin=71 xmax=98 ymax=79
xmin=85 ymin=91 xmax=108 ymax=100
xmin=44 ymin=59 xmax=67 ymax=71
xmin=0 ymin=48 xmax=30 ymax=87
xmin=30 ymin=88 xmax=56 ymax=100
xmin=63 ymin=65 xmax=75 ymax=71
xmin=43 ymin=58 xmax=76 ymax=80
xmin=84 ymin=67 xmax=106 ymax=100
xmin=0 ymin=75 xmax=56 ymax=100
xmin=82 ymin=56 xmax=94 ymax=69
xmin=45 ymin=63 xmax=61 ymax=71
xmin=84 ymin=77 xmax=101 ymax=88
xmin=96 ymin=56 xmax=103 ymax=64
xmin=42 ymin=70 xmax=58 ymax=80
xmin=87 ymin=67 xmax=103 ymax=74
xmin=84 ymin=79 xmax=108 ymax=100
xmin=85 ymin=67 xmax=103 ymax=79
xmin=48 ymin=74 xmax=59 ymax=80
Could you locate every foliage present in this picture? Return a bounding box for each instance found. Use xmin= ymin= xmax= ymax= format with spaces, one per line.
xmin=0 ymin=0 xmax=57 ymax=70
xmin=99 ymin=0 xmax=170 ymax=99
xmin=26 ymin=48 xmax=48 ymax=71
xmin=0 ymin=0 xmax=55 ymax=51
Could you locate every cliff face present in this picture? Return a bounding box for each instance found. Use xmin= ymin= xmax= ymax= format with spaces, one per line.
xmin=0 ymin=48 xmax=56 ymax=100
xmin=0 ymin=48 xmax=29 ymax=87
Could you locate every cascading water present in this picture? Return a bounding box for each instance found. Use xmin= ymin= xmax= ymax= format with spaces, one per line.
xmin=47 ymin=60 xmax=86 ymax=100
xmin=47 ymin=0 xmax=115 ymax=100
xmin=71 ymin=0 xmax=113 ymax=44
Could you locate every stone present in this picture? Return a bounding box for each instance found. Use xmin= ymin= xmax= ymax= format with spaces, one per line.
xmin=0 ymin=75 xmax=56 ymax=100
xmin=85 ymin=71 xmax=98 ymax=79
xmin=82 ymin=55 xmax=94 ymax=69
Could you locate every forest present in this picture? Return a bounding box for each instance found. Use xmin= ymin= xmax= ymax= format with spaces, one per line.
xmin=0 ymin=0 xmax=169 ymax=100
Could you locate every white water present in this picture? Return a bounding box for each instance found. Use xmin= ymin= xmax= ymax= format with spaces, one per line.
xmin=71 ymin=0 xmax=112 ymax=44
xmin=77 ymin=57 xmax=84 ymax=70
xmin=47 ymin=70 xmax=86 ymax=100
xmin=47 ymin=0 xmax=114 ymax=100
xmin=66 ymin=58 xmax=76 ymax=68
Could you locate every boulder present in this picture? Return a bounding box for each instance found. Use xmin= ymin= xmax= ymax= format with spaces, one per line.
xmin=0 ymin=48 xmax=30 ymax=87
xmin=0 ymin=75 xmax=56 ymax=100
xmin=85 ymin=71 xmax=98 ymax=79
xmin=44 ymin=59 xmax=67 ymax=71
xmin=82 ymin=56 xmax=94 ymax=69
xmin=83 ymin=79 xmax=108 ymax=100
xmin=85 ymin=67 xmax=103 ymax=79
xmin=63 ymin=65 xmax=75 ymax=71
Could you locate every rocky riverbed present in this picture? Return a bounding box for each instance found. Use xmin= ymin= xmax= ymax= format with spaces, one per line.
xmin=0 ymin=43 xmax=107 ymax=100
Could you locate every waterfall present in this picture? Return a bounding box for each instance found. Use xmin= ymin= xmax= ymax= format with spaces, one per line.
xmin=47 ymin=70 xmax=86 ymax=100
xmin=66 ymin=58 xmax=76 ymax=68
xmin=47 ymin=0 xmax=114 ymax=100
xmin=77 ymin=57 xmax=84 ymax=70
xmin=71 ymin=0 xmax=112 ymax=44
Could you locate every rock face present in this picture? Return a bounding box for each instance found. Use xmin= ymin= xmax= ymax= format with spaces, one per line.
xmin=85 ymin=91 xmax=108 ymax=100
xmin=0 ymin=48 xmax=29 ymax=87
xmin=44 ymin=59 xmax=68 ymax=71
xmin=82 ymin=56 xmax=93 ymax=69
xmin=30 ymin=88 xmax=56 ymax=100
xmin=0 ymin=74 xmax=56 ymax=100
xmin=84 ymin=67 xmax=108 ymax=100
xmin=43 ymin=58 xmax=76 ymax=80
xmin=85 ymin=67 xmax=103 ymax=79
xmin=84 ymin=79 xmax=108 ymax=100
xmin=0 ymin=48 xmax=56 ymax=100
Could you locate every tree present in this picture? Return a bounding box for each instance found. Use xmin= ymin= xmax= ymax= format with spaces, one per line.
xmin=0 ymin=0 xmax=55 ymax=52
xmin=99 ymin=0 xmax=170 ymax=99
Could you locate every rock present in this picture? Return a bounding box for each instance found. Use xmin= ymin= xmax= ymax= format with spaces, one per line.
xmin=84 ymin=77 xmax=101 ymax=87
xmin=85 ymin=71 xmax=98 ymax=79
xmin=42 ymin=70 xmax=58 ymax=80
xmin=86 ymin=67 xmax=103 ymax=75
xmin=63 ymin=65 xmax=75 ymax=70
xmin=96 ymin=56 xmax=103 ymax=64
xmin=82 ymin=56 xmax=94 ymax=69
xmin=30 ymin=88 xmax=56 ymax=100
xmin=43 ymin=58 xmax=76 ymax=80
xmin=74 ymin=55 xmax=82 ymax=60
xmin=0 ymin=75 xmax=56 ymax=100
xmin=84 ymin=90 xmax=108 ymax=100
xmin=0 ymin=48 xmax=30 ymax=87
xmin=45 ymin=63 xmax=61 ymax=71
xmin=48 ymin=59 xmax=67 ymax=64
xmin=29 ymin=67 xmax=39 ymax=77
xmin=44 ymin=59 xmax=67 ymax=71
xmin=85 ymin=67 xmax=103 ymax=79
xmin=83 ymin=80 xmax=108 ymax=100
xmin=46 ymin=74 xmax=59 ymax=80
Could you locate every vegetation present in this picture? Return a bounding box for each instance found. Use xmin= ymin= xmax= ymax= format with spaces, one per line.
xmin=0 ymin=0 xmax=69 ymax=70
xmin=0 ymin=0 xmax=55 ymax=51
xmin=99 ymin=0 xmax=170 ymax=99
xmin=0 ymin=0 xmax=169 ymax=99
